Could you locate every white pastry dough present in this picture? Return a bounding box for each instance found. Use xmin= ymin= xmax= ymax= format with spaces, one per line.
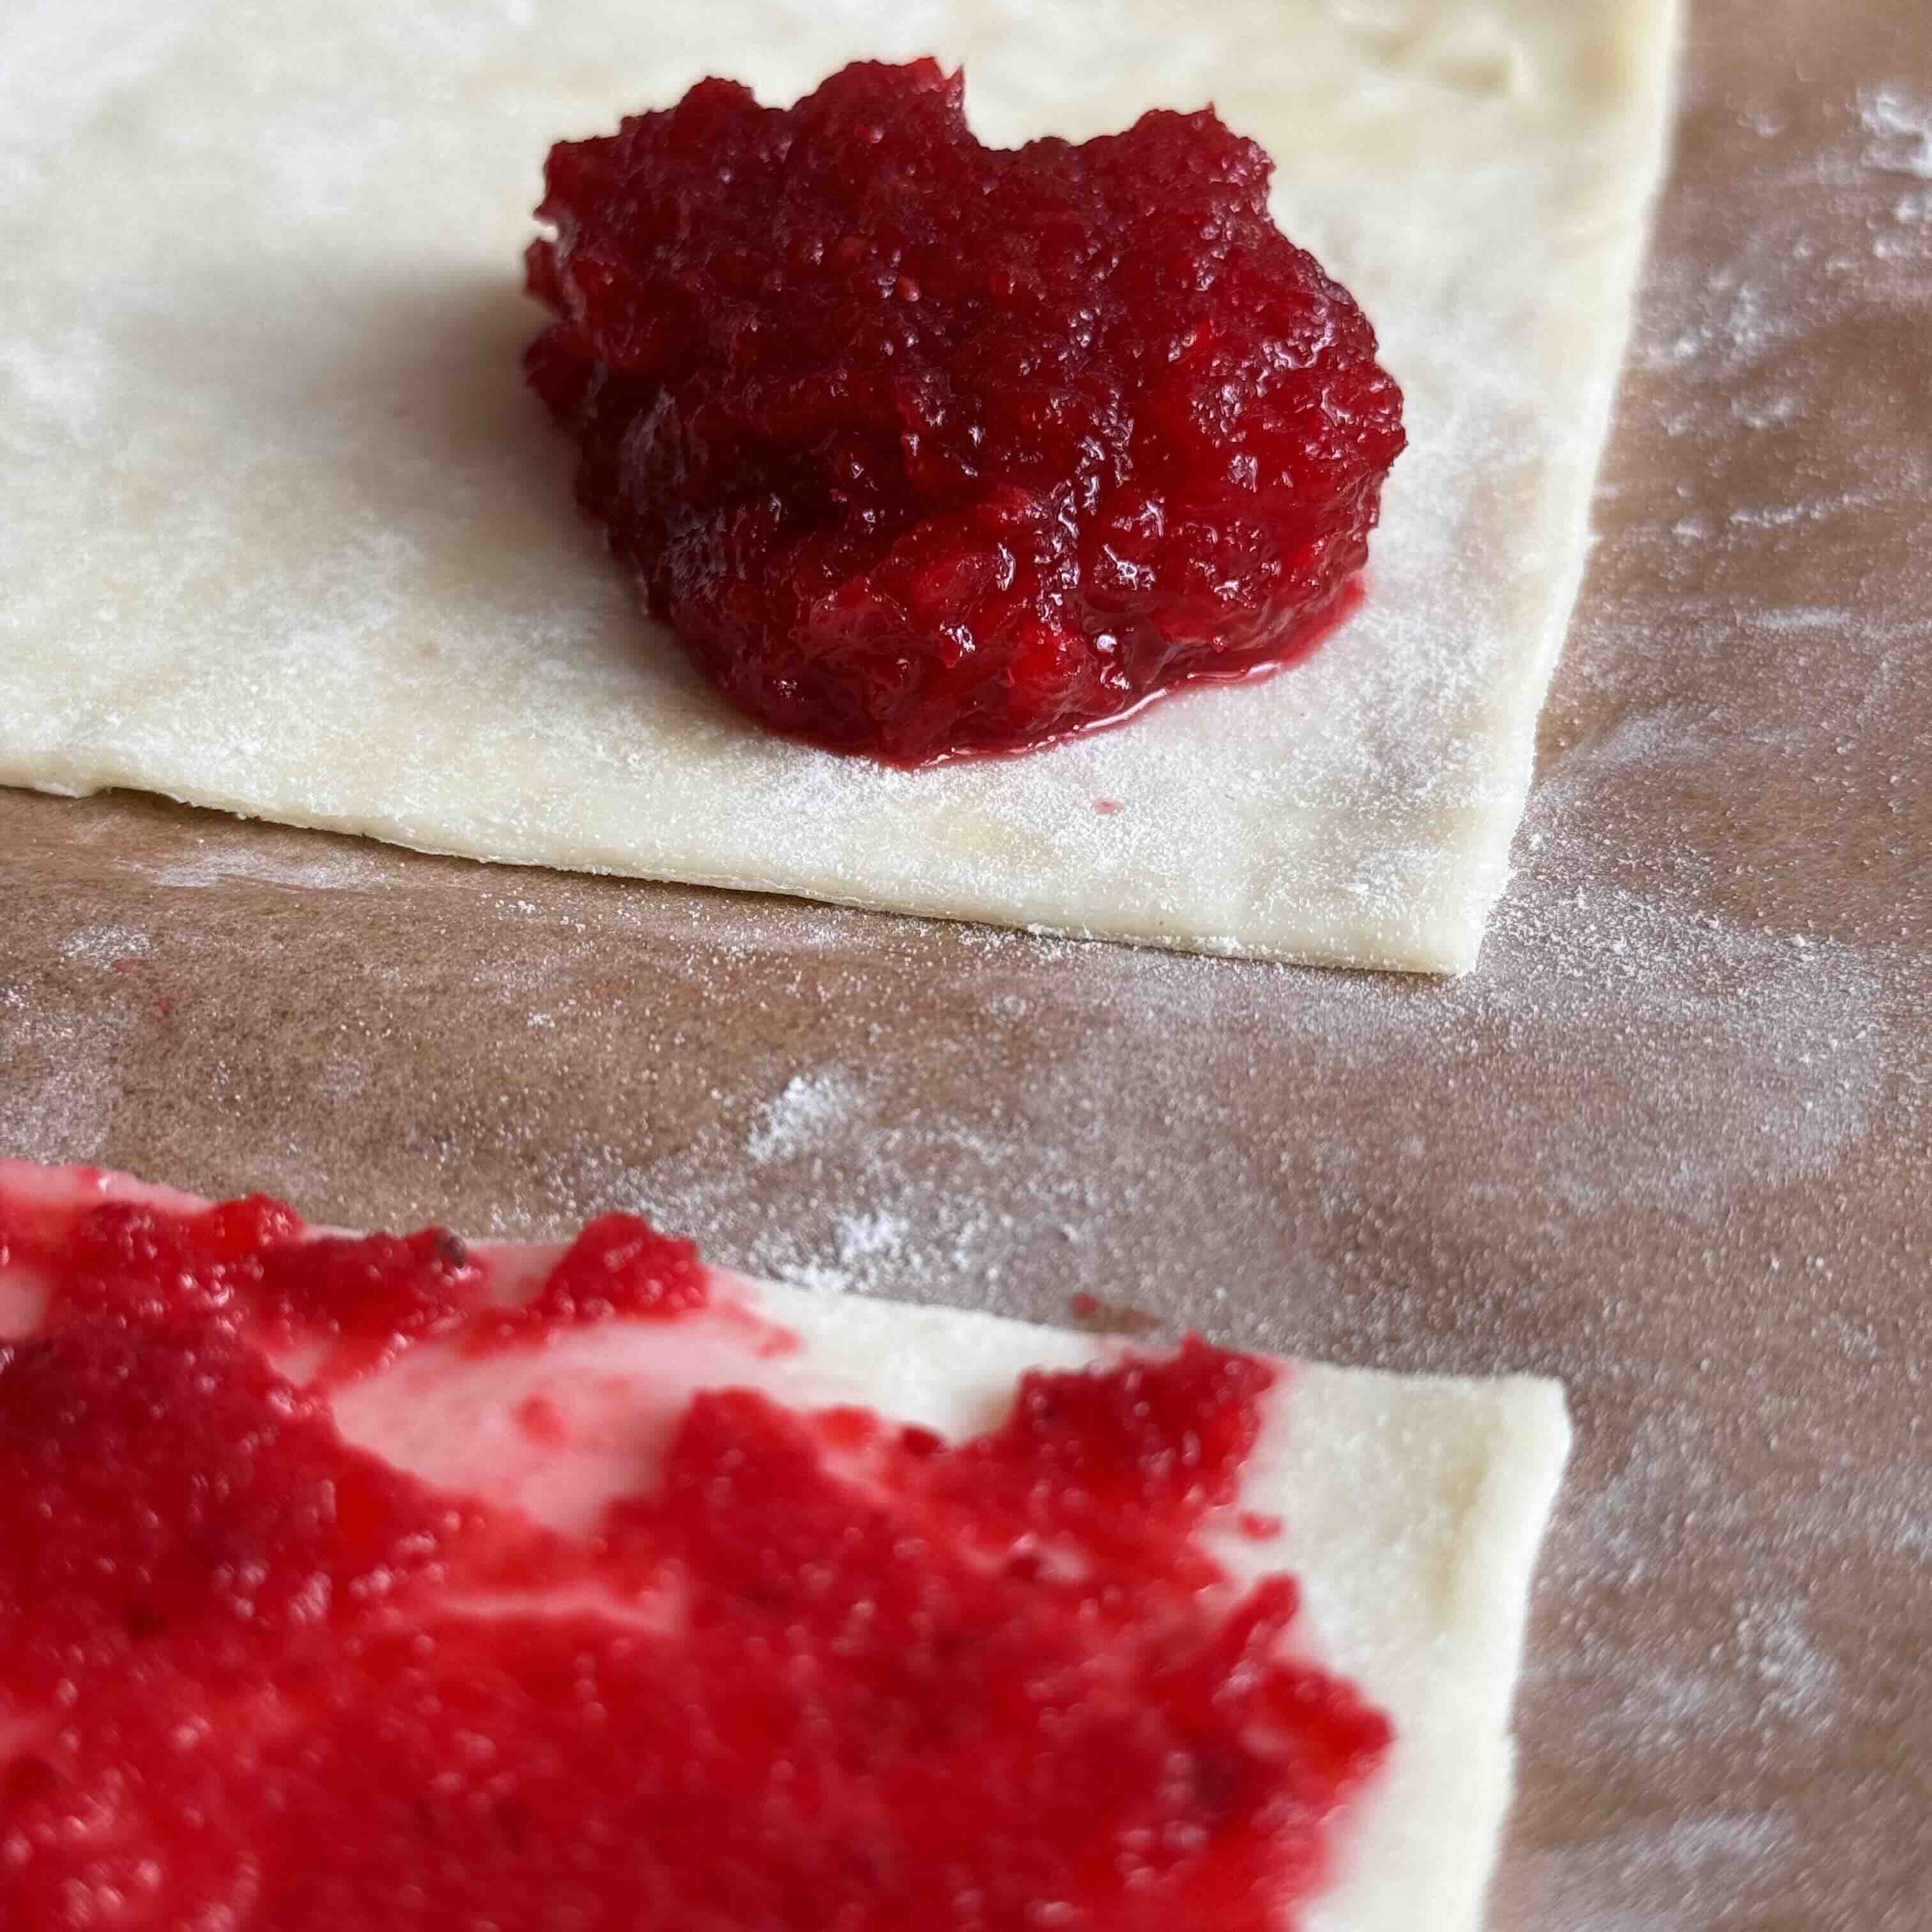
xmin=0 ymin=1161 xmax=1571 ymax=1932
xmin=0 ymin=1 xmax=1678 ymax=969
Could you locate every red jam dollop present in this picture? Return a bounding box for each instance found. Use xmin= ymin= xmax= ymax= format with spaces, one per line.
xmin=525 ymin=59 xmax=1406 ymax=765
xmin=0 ymin=1185 xmax=1390 ymax=1929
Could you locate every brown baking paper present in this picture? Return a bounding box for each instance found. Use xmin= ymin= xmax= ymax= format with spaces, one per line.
xmin=3 ymin=1 xmax=1927 ymax=1924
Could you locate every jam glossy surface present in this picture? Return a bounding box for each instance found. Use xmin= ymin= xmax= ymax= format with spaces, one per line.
xmin=526 ymin=60 xmax=1406 ymax=765
xmin=0 ymin=1177 xmax=1389 ymax=1929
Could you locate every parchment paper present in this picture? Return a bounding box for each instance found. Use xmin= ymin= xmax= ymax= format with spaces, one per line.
xmin=2 ymin=1 xmax=1926 ymax=1926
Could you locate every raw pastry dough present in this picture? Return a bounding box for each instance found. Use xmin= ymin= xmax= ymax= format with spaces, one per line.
xmin=0 ymin=1 xmax=1678 ymax=970
xmin=0 ymin=1162 xmax=1572 ymax=1932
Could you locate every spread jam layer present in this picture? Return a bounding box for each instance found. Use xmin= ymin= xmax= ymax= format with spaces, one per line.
xmin=525 ymin=59 xmax=1406 ymax=765
xmin=0 ymin=1178 xmax=1390 ymax=1929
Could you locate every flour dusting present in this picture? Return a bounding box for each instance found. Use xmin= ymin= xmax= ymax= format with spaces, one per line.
xmin=746 ymin=1071 xmax=861 ymax=1165
xmin=0 ymin=993 xmax=129 ymax=1158
xmin=1861 ymin=86 xmax=1932 ymax=178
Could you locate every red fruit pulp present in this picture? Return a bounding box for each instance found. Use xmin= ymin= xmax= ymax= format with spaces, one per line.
xmin=525 ymin=59 xmax=1406 ymax=765
xmin=0 ymin=1182 xmax=1390 ymax=1928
